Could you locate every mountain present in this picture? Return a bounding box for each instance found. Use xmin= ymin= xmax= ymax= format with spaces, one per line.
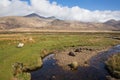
xmin=25 ymin=13 xmax=56 ymax=20
xmin=25 ymin=13 xmax=46 ymax=19
xmin=104 ymin=19 xmax=120 ymax=30
xmin=0 ymin=15 xmax=120 ymax=32
xmin=104 ymin=19 xmax=117 ymax=25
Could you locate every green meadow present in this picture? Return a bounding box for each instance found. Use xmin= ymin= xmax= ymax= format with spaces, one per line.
xmin=0 ymin=32 xmax=120 ymax=80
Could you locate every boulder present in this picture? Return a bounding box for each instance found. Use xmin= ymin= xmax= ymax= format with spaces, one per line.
xmin=68 ymin=52 xmax=76 ymax=56
xmin=88 ymin=49 xmax=93 ymax=51
xmin=75 ymin=48 xmax=81 ymax=52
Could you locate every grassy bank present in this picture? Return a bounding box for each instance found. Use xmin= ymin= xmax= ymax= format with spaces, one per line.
xmin=106 ymin=53 xmax=120 ymax=78
xmin=0 ymin=32 xmax=120 ymax=80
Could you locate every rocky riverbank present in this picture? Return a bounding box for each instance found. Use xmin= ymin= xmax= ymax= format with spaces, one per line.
xmin=31 ymin=46 xmax=113 ymax=80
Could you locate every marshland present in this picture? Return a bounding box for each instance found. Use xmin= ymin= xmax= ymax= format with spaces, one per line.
xmin=0 ymin=32 xmax=120 ymax=80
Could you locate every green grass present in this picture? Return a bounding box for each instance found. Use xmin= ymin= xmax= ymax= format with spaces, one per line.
xmin=0 ymin=32 xmax=120 ymax=80
xmin=106 ymin=53 xmax=120 ymax=78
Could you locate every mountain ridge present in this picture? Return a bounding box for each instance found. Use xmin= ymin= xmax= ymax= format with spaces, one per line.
xmin=0 ymin=14 xmax=120 ymax=32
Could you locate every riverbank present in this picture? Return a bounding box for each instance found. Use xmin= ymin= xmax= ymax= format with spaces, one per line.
xmin=30 ymin=46 xmax=111 ymax=80
xmin=31 ymin=45 xmax=120 ymax=80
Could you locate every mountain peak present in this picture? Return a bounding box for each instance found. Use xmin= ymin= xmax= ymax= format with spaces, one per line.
xmin=24 ymin=13 xmax=46 ymax=19
xmin=107 ymin=19 xmax=116 ymax=22
xmin=24 ymin=13 xmax=57 ymax=20
xmin=105 ymin=19 xmax=117 ymax=23
xmin=46 ymin=16 xmax=56 ymax=19
xmin=104 ymin=19 xmax=117 ymax=25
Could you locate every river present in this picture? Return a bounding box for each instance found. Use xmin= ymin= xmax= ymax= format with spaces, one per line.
xmin=31 ymin=45 xmax=120 ymax=80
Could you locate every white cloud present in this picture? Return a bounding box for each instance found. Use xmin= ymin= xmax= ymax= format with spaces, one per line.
xmin=0 ymin=0 xmax=32 ymax=16
xmin=0 ymin=0 xmax=120 ymax=22
xmin=31 ymin=0 xmax=120 ymax=22
xmin=0 ymin=0 xmax=11 ymax=7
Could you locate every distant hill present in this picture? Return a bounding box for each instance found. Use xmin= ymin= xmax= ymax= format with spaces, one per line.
xmin=0 ymin=14 xmax=120 ymax=32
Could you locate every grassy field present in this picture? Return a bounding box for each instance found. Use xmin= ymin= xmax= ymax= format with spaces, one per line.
xmin=0 ymin=32 xmax=120 ymax=80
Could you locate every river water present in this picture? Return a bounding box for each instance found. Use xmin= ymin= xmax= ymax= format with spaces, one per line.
xmin=31 ymin=45 xmax=120 ymax=80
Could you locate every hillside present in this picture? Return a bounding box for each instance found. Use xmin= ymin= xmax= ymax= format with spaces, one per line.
xmin=104 ymin=19 xmax=120 ymax=30
xmin=0 ymin=13 xmax=120 ymax=32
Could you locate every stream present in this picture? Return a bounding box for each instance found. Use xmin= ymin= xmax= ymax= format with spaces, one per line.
xmin=31 ymin=45 xmax=120 ymax=80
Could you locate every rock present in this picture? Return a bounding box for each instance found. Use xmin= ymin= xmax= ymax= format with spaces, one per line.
xmin=50 ymin=75 xmax=56 ymax=80
xmin=52 ymin=76 xmax=56 ymax=78
xmin=88 ymin=49 xmax=93 ymax=51
xmin=85 ymin=48 xmax=89 ymax=50
xmin=75 ymin=48 xmax=81 ymax=52
xmin=68 ymin=52 xmax=76 ymax=56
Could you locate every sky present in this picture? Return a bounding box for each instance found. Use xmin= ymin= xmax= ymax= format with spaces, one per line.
xmin=49 ymin=0 xmax=120 ymax=11
xmin=0 ymin=0 xmax=120 ymax=22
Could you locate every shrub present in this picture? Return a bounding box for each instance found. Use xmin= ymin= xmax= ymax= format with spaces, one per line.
xmin=69 ymin=61 xmax=78 ymax=70
xmin=12 ymin=62 xmax=23 ymax=76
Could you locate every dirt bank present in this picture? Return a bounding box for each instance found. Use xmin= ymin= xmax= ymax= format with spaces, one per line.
xmin=54 ymin=46 xmax=110 ymax=70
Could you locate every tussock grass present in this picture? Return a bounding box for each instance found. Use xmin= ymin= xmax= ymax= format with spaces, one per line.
xmin=69 ymin=61 xmax=78 ymax=70
xmin=106 ymin=53 xmax=120 ymax=78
